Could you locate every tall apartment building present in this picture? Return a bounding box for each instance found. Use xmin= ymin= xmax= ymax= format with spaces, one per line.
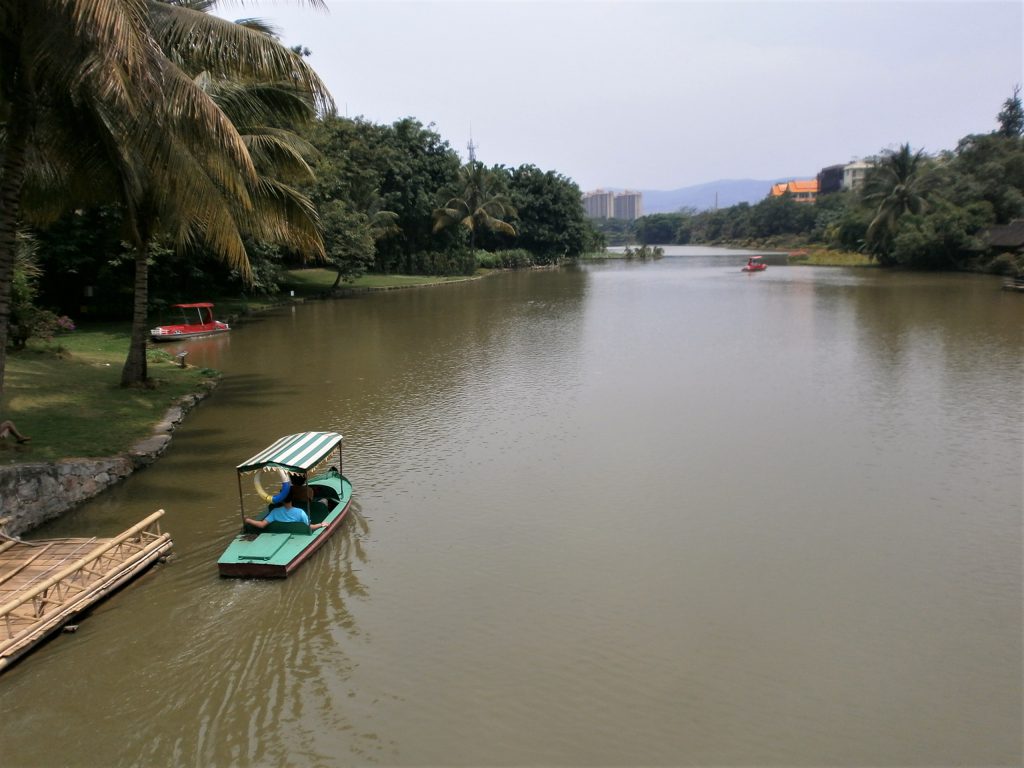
xmin=583 ymin=189 xmax=643 ymax=220
xmin=614 ymin=191 xmax=643 ymax=220
xmin=583 ymin=189 xmax=616 ymax=219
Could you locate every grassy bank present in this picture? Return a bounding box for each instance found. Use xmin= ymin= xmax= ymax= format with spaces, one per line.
xmin=786 ymin=248 xmax=876 ymax=267
xmin=1 ymin=328 xmax=215 ymax=463
xmin=280 ymin=268 xmax=485 ymax=296
xmin=582 ymin=245 xmax=875 ymax=267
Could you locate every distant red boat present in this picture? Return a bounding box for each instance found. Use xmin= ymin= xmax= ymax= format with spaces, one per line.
xmin=742 ymin=256 xmax=767 ymax=272
xmin=150 ymin=303 xmax=230 ymax=342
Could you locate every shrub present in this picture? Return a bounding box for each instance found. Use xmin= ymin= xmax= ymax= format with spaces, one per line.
xmin=479 ymin=249 xmax=535 ymax=269
xmin=9 ymin=308 xmax=76 ymax=349
xmin=622 ymin=245 xmax=664 ymax=261
xmin=418 ymin=250 xmax=476 ymax=276
xmin=988 ymin=251 xmax=1023 ymax=276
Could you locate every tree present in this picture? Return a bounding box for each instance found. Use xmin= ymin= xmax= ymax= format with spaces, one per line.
xmin=506 ymin=164 xmax=595 ymax=263
xmin=863 ymin=143 xmax=936 ymax=261
xmin=0 ymin=1 xmax=332 ymax=392
xmin=634 ymin=213 xmax=685 ymax=245
xmin=432 ymin=162 xmax=517 ymax=251
xmin=888 ymin=197 xmax=993 ymax=270
xmin=0 ymin=0 xmax=166 ymax=399
xmin=306 ymin=116 xmax=462 ymax=274
xmin=997 ymin=84 xmax=1024 ymax=138
xmin=748 ymin=195 xmax=815 ymax=239
xmin=946 ymin=132 xmax=1024 ymax=225
xmin=318 ymin=201 xmax=375 ymax=288
xmin=114 ymin=1 xmax=332 ymax=386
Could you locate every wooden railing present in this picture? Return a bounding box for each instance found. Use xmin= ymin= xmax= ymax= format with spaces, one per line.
xmin=0 ymin=510 xmax=172 ymax=663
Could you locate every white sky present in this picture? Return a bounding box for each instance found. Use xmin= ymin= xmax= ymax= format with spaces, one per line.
xmin=219 ymin=0 xmax=1024 ymax=190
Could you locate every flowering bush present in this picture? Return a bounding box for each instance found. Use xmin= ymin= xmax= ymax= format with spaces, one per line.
xmin=9 ymin=308 xmax=76 ymax=348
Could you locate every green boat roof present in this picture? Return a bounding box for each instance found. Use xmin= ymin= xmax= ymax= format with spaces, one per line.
xmin=236 ymin=431 xmax=343 ymax=475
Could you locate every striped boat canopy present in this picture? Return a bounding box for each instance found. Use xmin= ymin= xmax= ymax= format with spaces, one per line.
xmin=236 ymin=432 xmax=343 ymax=474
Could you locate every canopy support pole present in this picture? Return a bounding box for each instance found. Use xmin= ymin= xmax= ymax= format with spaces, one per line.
xmin=237 ymin=474 xmax=246 ymax=525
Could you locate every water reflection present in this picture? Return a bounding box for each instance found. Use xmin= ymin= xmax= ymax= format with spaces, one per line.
xmin=157 ymin=331 xmax=232 ymax=372
xmin=135 ymin=507 xmax=374 ymax=766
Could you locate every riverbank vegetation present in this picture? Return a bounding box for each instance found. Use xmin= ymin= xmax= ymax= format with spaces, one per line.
xmin=595 ymin=88 xmax=1024 ymax=275
xmin=2 ymin=328 xmax=213 ymax=463
xmin=786 ymin=249 xmax=875 ymax=267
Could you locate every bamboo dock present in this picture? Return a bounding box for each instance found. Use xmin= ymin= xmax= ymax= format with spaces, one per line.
xmin=0 ymin=510 xmax=172 ymax=673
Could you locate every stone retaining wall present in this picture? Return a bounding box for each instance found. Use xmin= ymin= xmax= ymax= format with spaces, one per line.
xmin=0 ymin=382 xmax=217 ymax=537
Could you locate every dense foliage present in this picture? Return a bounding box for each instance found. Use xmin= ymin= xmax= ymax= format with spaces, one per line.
xmin=26 ymin=114 xmax=601 ymax=319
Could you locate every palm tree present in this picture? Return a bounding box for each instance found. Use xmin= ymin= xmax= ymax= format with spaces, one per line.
xmin=0 ymin=0 xmax=169 ymax=399
xmin=0 ymin=1 xmax=332 ymax=392
xmin=206 ymin=79 xmax=324 ymax=259
xmin=432 ymin=162 xmax=517 ymax=250
xmin=863 ymin=143 xmax=935 ymax=258
xmin=120 ymin=1 xmax=333 ymax=385
xmin=0 ymin=1 xmax=325 ymax=390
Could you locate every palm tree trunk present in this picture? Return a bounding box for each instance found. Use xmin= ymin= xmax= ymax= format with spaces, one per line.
xmin=0 ymin=111 xmax=29 ymax=402
xmin=121 ymin=241 xmax=151 ymax=387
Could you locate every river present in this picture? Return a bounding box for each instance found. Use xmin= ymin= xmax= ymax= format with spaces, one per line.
xmin=2 ymin=246 xmax=1021 ymax=766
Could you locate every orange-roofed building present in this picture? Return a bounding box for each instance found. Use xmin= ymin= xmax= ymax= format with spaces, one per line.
xmin=769 ymin=179 xmax=819 ymax=203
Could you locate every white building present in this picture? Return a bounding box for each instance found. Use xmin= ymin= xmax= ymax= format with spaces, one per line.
xmin=842 ymin=161 xmax=871 ymax=191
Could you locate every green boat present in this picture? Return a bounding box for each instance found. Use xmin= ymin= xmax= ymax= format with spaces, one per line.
xmin=218 ymin=431 xmax=353 ymax=578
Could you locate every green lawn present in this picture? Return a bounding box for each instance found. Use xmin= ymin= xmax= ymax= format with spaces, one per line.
xmin=786 ymin=249 xmax=876 ymax=267
xmin=1 ymin=330 xmax=214 ymax=463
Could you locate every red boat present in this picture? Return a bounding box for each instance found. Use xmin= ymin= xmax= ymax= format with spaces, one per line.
xmin=150 ymin=303 xmax=230 ymax=342
xmin=742 ymin=256 xmax=767 ymax=272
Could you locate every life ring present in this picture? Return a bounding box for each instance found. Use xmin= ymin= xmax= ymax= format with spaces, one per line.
xmin=254 ymin=467 xmax=291 ymax=504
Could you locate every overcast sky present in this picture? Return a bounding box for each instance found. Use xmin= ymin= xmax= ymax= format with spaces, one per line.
xmin=218 ymin=1 xmax=1023 ymax=191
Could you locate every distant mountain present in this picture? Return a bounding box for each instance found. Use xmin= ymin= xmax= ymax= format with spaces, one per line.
xmin=638 ymin=178 xmax=795 ymax=214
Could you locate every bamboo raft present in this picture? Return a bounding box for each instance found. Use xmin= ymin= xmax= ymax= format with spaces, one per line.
xmin=0 ymin=510 xmax=172 ymax=673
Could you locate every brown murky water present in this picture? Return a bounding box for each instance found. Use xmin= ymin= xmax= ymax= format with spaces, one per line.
xmin=2 ymin=247 xmax=1021 ymax=766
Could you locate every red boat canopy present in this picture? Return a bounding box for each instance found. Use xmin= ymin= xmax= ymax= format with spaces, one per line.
xmin=172 ymin=302 xmax=215 ymax=308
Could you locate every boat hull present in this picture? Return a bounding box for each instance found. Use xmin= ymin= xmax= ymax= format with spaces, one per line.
xmin=742 ymin=264 xmax=767 ymax=272
xmin=217 ymin=474 xmax=353 ymax=578
xmin=150 ymin=325 xmax=229 ymax=342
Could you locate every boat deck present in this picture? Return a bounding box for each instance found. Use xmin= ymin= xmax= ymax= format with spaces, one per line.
xmin=218 ymin=479 xmax=352 ymax=578
xmin=0 ymin=510 xmax=172 ymax=672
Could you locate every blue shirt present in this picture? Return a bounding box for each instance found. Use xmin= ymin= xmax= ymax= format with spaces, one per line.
xmin=264 ymin=505 xmax=310 ymax=525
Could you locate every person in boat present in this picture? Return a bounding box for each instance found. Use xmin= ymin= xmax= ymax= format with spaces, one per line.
xmin=0 ymin=420 xmax=30 ymax=444
xmin=747 ymin=257 xmax=756 ymax=268
xmin=244 ymin=497 xmax=328 ymax=531
xmin=288 ymin=474 xmax=314 ymax=505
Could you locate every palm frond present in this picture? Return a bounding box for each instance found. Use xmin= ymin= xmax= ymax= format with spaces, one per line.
xmin=237 ymin=177 xmax=324 ymax=260
xmin=146 ymin=1 xmax=334 ymax=114
xmin=242 ymin=130 xmax=316 ymax=181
